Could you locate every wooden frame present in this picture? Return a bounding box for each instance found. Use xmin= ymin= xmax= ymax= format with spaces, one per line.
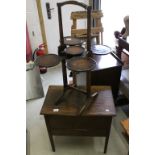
xmin=36 ymin=0 xmax=48 ymax=54
xmin=57 ymin=1 xmax=92 ymax=52
xmin=71 ymin=10 xmax=103 ymax=44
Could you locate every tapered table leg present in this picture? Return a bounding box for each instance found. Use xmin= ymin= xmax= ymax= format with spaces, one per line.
xmin=104 ymin=118 xmax=112 ymax=153
xmin=49 ymin=135 xmax=55 ymax=152
xmin=104 ymin=135 xmax=110 ymax=153
xmin=45 ymin=116 xmax=55 ymax=152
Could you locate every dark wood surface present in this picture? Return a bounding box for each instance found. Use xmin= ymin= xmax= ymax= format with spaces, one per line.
xmin=40 ymin=85 xmax=116 ymax=153
xmin=64 ymin=36 xmax=84 ymax=46
xmin=35 ymin=54 xmax=61 ymax=68
xmin=65 ymin=46 xmax=85 ymax=56
xmin=77 ymin=53 xmax=123 ymax=100
xmin=40 ymin=85 xmax=116 ymax=116
xmin=91 ymin=53 xmax=122 ymax=70
xmin=67 ymin=57 xmax=96 ymax=72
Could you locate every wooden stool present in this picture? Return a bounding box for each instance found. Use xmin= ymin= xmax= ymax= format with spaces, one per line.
xmin=71 ymin=10 xmax=104 ymax=44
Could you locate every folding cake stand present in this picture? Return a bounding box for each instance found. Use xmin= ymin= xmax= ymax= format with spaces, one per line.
xmin=39 ymin=1 xmax=117 ymax=153
xmin=36 ymin=0 xmax=98 ymax=112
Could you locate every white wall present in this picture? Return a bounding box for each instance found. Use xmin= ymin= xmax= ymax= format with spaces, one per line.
xmin=27 ymin=0 xmax=130 ymax=53
xmin=101 ymin=0 xmax=129 ymax=48
xmin=41 ymin=0 xmax=89 ymax=54
xmin=26 ymin=0 xmax=43 ymax=53
xmin=26 ymin=0 xmax=89 ymax=54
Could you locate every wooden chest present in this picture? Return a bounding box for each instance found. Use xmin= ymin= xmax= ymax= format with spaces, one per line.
xmin=40 ymin=86 xmax=116 ymax=153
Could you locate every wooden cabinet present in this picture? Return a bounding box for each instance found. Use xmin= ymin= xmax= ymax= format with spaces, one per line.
xmin=40 ymin=86 xmax=116 ymax=153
